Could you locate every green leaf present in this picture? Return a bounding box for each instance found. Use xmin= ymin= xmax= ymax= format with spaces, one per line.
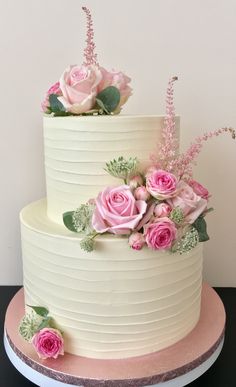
xmin=96 ymin=86 xmax=120 ymax=113
xmin=36 ymin=317 xmax=52 ymax=331
xmin=63 ymin=211 xmax=77 ymax=232
xmin=27 ymin=305 xmax=49 ymax=318
xmin=49 ymin=94 xmax=66 ymax=114
xmin=193 ymin=217 xmax=209 ymax=242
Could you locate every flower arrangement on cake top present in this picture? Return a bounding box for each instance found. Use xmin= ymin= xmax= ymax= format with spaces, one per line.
xmin=42 ymin=7 xmax=132 ymax=116
xmin=63 ymin=76 xmax=235 ymax=253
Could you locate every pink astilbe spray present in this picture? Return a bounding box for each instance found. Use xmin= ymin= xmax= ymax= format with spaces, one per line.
xmin=174 ymin=127 xmax=236 ymax=179
xmin=151 ymin=76 xmax=178 ymax=171
xmin=82 ymin=7 xmax=99 ymax=66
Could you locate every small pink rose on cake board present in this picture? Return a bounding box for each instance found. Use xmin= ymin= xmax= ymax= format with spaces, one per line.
xmin=32 ymin=328 xmax=64 ymax=360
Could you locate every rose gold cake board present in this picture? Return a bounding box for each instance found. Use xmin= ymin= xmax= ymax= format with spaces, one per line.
xmin=4 ymin=283 xmax=225 ymax=387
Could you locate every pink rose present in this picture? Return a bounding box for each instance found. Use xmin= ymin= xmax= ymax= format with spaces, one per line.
xmin=188 ymin=179 xmax=210 ymax=200
xmin=134 ymin=186 xmax=150 ymax=201
xmin=146 ymin=169 xmax=178 ymax=199
xmin=32 ymin=328 xmax=64 ymax=359
xmin=98 ymin=67 xmax=132 ymax=112
xmin=154 ymin=203 xmax=172 ymax=217
xmin=168 ymin=181 xmax=208 ymax=224
xmin=144 ymin=217 xmax=177 ymax=250
xmin=58 ymin=64 xmax=102 ymax=114
xmin=41 ymin=82 xmax=61 ymax=113
xmin=129 ymin=232 xmax=145 ymax=250
xmin=92 ymin=185 xmax=147 ymax=235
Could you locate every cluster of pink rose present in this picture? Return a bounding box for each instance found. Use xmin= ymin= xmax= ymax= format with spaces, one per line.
xmin=92 ymin=169 xmax=209 ymax=251
xmin=42 ymin=64 xmax=132 ymax=115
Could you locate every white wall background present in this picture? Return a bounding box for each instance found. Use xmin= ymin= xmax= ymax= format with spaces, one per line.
xmin=0 ymin=0 xmax=235 ymax=286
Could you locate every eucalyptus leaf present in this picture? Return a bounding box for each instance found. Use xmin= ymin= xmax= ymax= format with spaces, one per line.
xmin=63 ymin=211 xmax=77 ymax=232
xmin=193 ymin=216 xmax=209 ymax=242
xmin=27 ymin=305 xmax=49 ymax=318
xmin=96 ymin=86 xmax=120 ymax=113
xmin=49 ymin=94 xmax=66 ymax=114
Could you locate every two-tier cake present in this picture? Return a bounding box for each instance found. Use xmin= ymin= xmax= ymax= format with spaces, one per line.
xmin=17 ymin=7 xmax=233 ymax=363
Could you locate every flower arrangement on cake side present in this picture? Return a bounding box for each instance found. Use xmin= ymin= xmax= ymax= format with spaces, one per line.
xmin=19 ymin=305 xmax=64 ymax=359
xmin=42 ymin=7 xmax=131 ymax=116
xmin=63 ymin=76 xmax=235 ymax=253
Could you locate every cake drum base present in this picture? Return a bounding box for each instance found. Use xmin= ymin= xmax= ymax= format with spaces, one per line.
xmin=4 ymin=283 xmax=225 ymax=387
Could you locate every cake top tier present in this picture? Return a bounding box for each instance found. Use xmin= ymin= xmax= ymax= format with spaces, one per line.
xmin=42 ymin=7 xmax=132 ymax=117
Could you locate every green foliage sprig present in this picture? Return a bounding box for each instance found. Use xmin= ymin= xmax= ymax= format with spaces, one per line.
xmin=63 ymin=203 xmax=94 ymax=234
xmin=169 ymin=207 xmax=184 ymax=225
xmin=105 ymin=156 xmax=138 ymax=184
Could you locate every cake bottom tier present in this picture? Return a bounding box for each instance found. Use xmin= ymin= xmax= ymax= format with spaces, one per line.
xmin=20 ymin=199 xmax=203 ymax=359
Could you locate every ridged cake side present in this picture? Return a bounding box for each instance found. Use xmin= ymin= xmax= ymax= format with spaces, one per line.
xmin=21 ymin=199 xmax=203 ymax=359
xmin=44 ymin=115 xmax=180 ymax=225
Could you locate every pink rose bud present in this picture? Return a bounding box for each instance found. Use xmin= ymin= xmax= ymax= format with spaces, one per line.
xmin=41 ymin=81 xmax=61 ymax=112
xmin=134 ymin=186 xmax=150 ymax=201
xmin=129 ymin=175 xmax=144 ymax=190
xmin=32 ymin=328 xmax=64 ymax=359
xmin=188 ymin=180 xmax=210 ymax=200
xmin=154 ymin=203 xmax=172 ymax=217
xmin=129 ymin=232 xmax=145 ymax=250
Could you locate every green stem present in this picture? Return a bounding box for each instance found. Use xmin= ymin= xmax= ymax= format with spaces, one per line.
xmin=90 ymin=232 xmax=99 ymax=240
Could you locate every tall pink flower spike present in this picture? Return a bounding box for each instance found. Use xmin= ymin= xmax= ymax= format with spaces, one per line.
xmin=174 ymin=127 xmax=236 ymax=179
xmin=82 ymin=6 xmax=99 ymax=66
xmin=160 ymin=76 xmax=179 ymax=170
xmin=151 ymin=76 xmax=235 ymax=179
xmin=150 ymin=76 xmax=178 ymax=171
